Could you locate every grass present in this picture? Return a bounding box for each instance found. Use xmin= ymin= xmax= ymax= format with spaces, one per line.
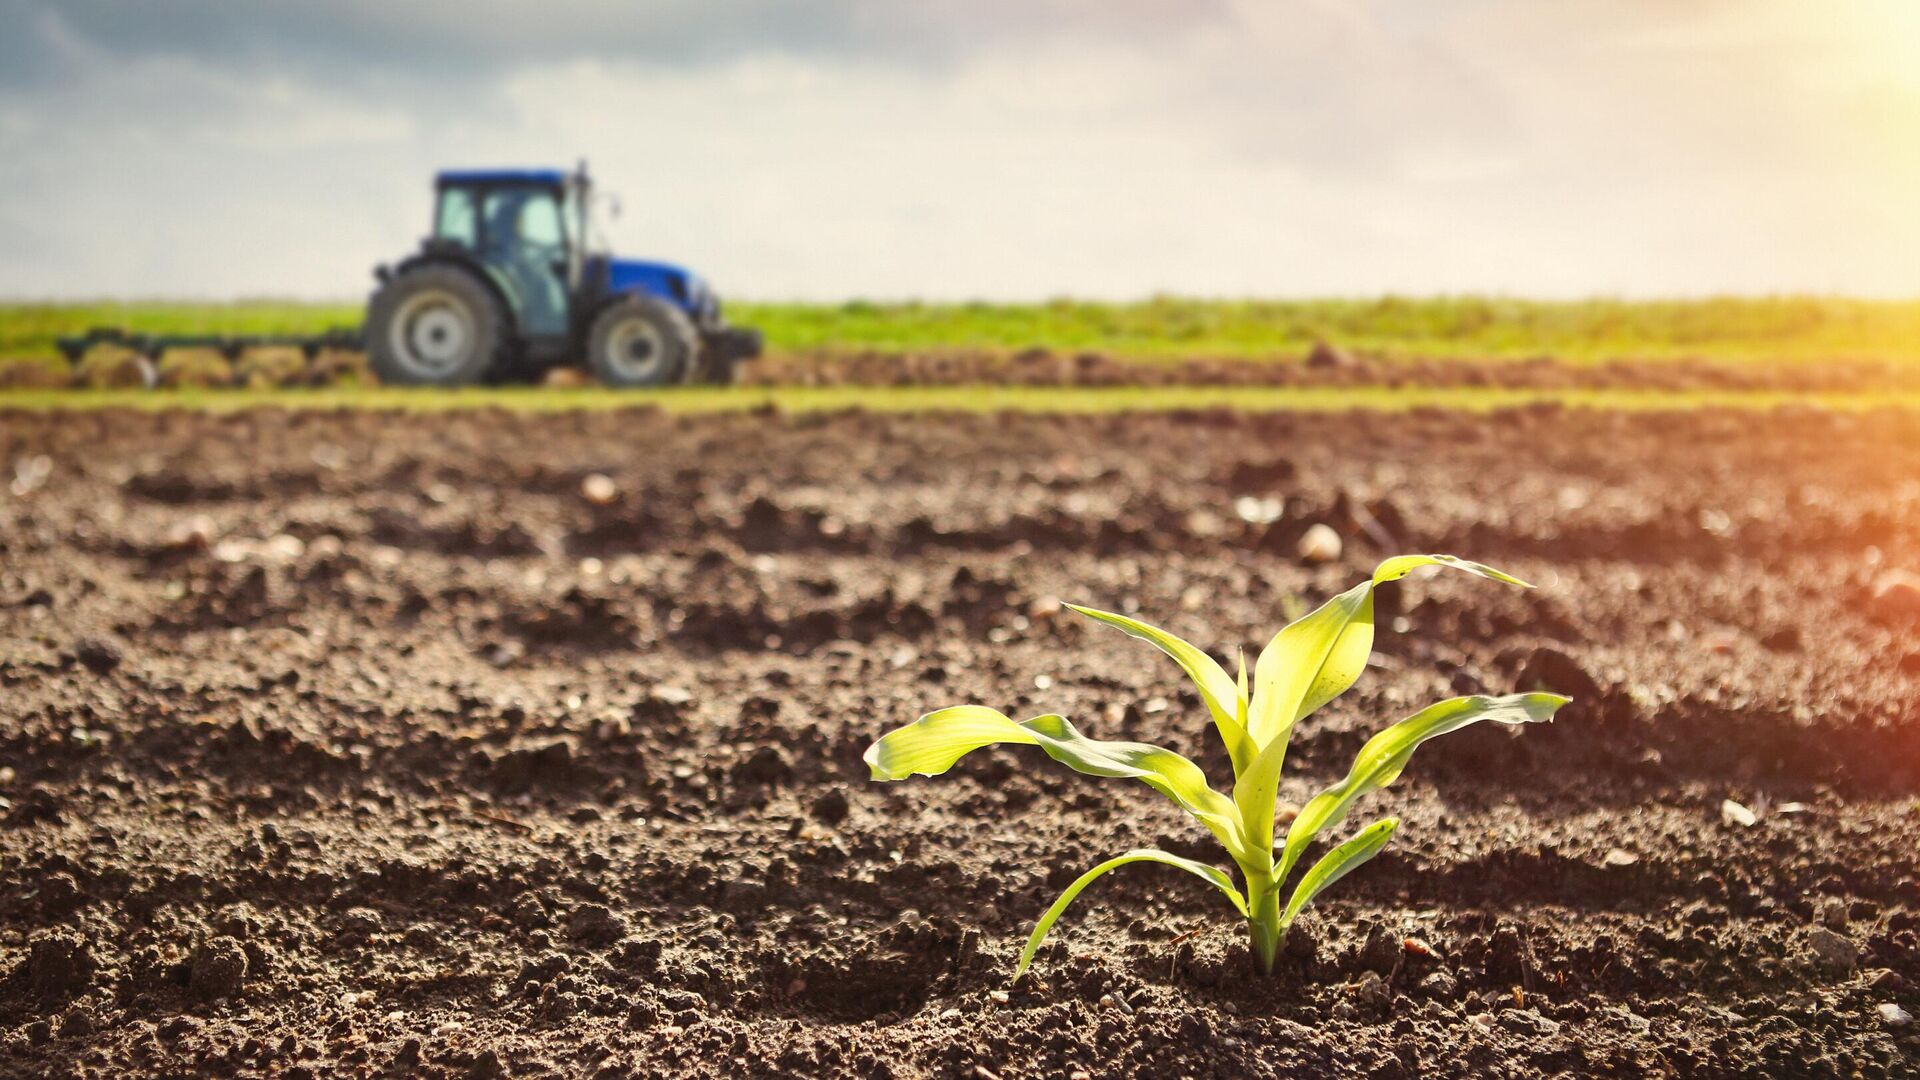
xmin=11 ymin=296 xmax=1920 ymax=365
xmin=4 ymin=384 xmax=1920 ymax=415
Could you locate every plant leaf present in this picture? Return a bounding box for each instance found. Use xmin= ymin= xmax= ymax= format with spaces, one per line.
xmin=1373 ymin=553 xmax=1532 ymax=588
xmin=865 ymin=705 xmax=1254 ymax=862
xmin=1282 ymin=817 xmax=1397 ymax=924
xmin=1235 ymin=555 xmax=1533 ymax=854
xmin=1276 ymin=693 xmax=1568 ymax=883
xmin=1066 ymin=604 xmax=1251 ymax=772
xmin=1014 ymin=848 xmax=1248 ymax=979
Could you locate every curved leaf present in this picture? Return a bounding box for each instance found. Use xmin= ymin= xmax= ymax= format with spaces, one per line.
xmin=1283 ymin=817 xmax=1397 ymax=924
xmin=1276 ymin=693 xmax=1568 ymax=883
xmin=1234 ymin=555 xmax=1532 ymax=853
xmin=864 ymin=705 xmax=1253 ymax=862
xmin=1066 ymin=604 xmax=1251 ymax=772
xmin=1014 ymin=849 xmax=1248 ymax=979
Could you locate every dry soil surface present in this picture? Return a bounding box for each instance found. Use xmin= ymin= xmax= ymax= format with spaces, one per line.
xmin=2 ymin=405 xmax=1919 ymax=1078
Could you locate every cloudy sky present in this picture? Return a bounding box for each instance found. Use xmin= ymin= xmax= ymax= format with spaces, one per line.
xmin=4 ymin=0 xmax=1920 ymax=301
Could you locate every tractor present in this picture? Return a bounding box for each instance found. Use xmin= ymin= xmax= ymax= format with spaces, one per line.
xmin=56 ymin=164 xmax=761 ymax=388
xmin=368 ymin=164 xmax=761 ymax=386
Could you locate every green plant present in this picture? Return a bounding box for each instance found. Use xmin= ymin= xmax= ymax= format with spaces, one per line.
xmin=863 ymin=554 xmax=1570 ymax=978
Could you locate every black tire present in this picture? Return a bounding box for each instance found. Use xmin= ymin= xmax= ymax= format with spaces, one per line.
xmin=586 ymin=296 xmax=697 ymax=388
xmin=366 ymin=265 xmax=507 ymax=386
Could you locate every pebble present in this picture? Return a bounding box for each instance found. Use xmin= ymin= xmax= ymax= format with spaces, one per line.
xmin=580 ymin=474 xmax=619 ymax=506
xmin=1878 ymin=1003 xmax=1912 ymax=1028
xmin=1419 ymin=970 xmax=1458 ymax=998
xmin=1234 ymin=496 xmax=1282 ymax=525
xmin=1499 ymin=1009 xmax=1562 ymax=1037
xmin=1297 ymin=523 xmax=1343 ymax=563
xmin=1720 ymin=799 xmax=1758 ymax=828
xmin=74 ymin=636 xmax=124 ymax=673
xmin=1355 ymin=971 xmax=1393 ymax=1010
xmin=1804 ymin=927 xmax=1858 ymax=973
xmin=1603 ymin=847 xmax=1639 ymax=868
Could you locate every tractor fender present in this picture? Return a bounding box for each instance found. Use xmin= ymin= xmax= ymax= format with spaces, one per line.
xmin=603 ymin=258 xmax=709 ymax=320
xmin=390 ymin=250 xmax=523 ymax=335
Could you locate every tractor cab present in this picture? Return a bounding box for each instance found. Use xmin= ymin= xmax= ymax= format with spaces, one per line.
xmin=366 ymin=163 xmax=760 ymax=387
xmin=429 ymin=169 xmax=579 ymax=343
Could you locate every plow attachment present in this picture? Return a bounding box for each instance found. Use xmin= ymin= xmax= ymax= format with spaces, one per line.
xmin=55 ymin=326 xmax=365 ymax=388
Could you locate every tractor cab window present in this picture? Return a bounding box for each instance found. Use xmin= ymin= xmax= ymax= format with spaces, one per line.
xmin=434 ymin=188 xmax=478 ymax=248
xmin=482 ymin=188 xmax=564 ymax=255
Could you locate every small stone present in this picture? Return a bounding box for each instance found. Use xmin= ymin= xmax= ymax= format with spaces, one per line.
xmin=261 ymin=534 xmax=304 ymax=562
xmin=1499 ymin=1009 xmax=1562 ymax=1037
xmin=1234 ymin=496 xmax=1283 ymax=525
xmin=189 ymin=936 xmax=250 ymax=998
xmin=1804 ymin=927 xmax=1858 ymax=973
xmin=1419 ymin=970 xmax=1458 ymax=998
xmin=74 ymin=637 xmax=123 ymax=673
xmin=988 ymin=990 xmax=1010 ymax=1005
xmin=1720 ymin=799 xmax=1758 ymax=829
xmin=1818 ymin=896 xmax=1849 ymax=930
xmin=1878 ymin=1003 xmax=1912 ymax=1028
xmin=1297 ymin=523 xmax=1343 ymax=563
xmin=1603 ymin=848 xmax=1639 ymax=868
xmin=1354 ymin=971 xmax=1393 ymax=1010
xmin=580 ymin=474 xmax=619 ymax=506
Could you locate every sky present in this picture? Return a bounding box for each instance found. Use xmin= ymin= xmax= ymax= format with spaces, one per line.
xmin=4 ymin=0 xmax=1920 ymax=301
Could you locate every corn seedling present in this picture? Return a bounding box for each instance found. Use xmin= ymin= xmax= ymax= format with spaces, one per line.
xmin=864 ymin=554 xmax=1569 ymax=978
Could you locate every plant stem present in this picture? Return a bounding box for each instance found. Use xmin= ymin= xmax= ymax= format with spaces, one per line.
xmin=1245 ymin=875 xmax=1283 ymax=975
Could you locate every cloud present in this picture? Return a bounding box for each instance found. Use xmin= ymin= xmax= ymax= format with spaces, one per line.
xmin=1 ymin=0 xmax=1918 ymax=299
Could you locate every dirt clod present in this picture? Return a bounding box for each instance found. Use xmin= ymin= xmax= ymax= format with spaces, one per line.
xmin=809 ymin=786 xmax=851 ymax=825
xmin=25 ymin=930 xmax=93 ymax=998
xmin=189 ymin=936 xmax=249 ymax=999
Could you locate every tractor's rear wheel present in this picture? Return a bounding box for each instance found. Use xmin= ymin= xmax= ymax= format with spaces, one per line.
xmin=366 ymin=266 xmax=506 ymax=386
xmin=587 ymin=297 xmax=697 ymax=388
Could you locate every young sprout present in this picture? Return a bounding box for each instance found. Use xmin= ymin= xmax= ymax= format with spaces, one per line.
xmin=864 ymin=554 xmax=1569 ymax=978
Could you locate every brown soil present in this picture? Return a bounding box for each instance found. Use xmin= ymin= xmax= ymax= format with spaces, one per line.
xmin=742 ymin=349 xmax=1920 ymax=393
xmin=10 ymin=347 xmax=1920 ymax=393
xmin=2 ymin=404 xmax=1918 ymax=1078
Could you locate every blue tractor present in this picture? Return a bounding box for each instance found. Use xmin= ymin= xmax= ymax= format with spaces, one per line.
xmin=367 ymin=164 xmax=760 ymax=386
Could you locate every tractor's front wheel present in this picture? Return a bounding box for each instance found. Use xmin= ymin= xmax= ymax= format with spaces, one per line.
xmin=366 ymin=265 xmax=506 ymax=386
xmin=586 ymin=297 xmax=697 ymax=388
